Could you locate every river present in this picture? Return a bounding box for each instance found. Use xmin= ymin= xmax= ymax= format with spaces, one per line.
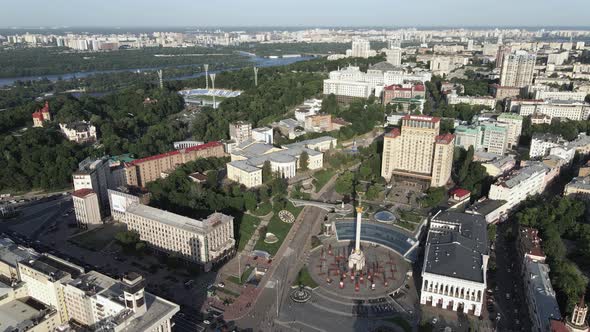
xmin=0 ymin=53 xmax=314 ymax=87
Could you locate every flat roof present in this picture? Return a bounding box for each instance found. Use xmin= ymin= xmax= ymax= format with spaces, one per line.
xmin=526 ymin=260 xmax=561 ymax=331
xmin=424 ymin=211 xmax=488 ymax=283
xmin=0 ymin=298 xmax=51 ymax=331
xmin=126 ymin=205 xmax=232 ymax=234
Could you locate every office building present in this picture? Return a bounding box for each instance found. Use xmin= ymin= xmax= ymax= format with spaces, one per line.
xmin=500 ymin=51 xmax=536 ymax=87
xmin=109 ymin=190 xmax=235 ymax=271
xmin=420 ymin=211 xmax=488 ymax=316
xmin=32 ymin=101 xmax=51 ymax=128
xmin=123 ymin=141 xmax=225 ymax=188
xmin=381 ymin=115 xmax=454 ymax=188
xmin=480 ymin=125 xmax=508 ymax=155
xmin=72 ymin=189 xmax=102 ymax=229
xmin=229 ymin=121 xmax=252 ymax=145
xmin=533 ymin=90 xmax=587 ymax=102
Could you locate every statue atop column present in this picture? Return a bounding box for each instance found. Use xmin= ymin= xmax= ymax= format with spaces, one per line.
xmin=348 ymin=197 xmax=366 ymax=271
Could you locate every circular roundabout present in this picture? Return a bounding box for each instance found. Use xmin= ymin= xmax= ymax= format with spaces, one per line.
xmin=278 ymin=210 xmax=295 ymax=223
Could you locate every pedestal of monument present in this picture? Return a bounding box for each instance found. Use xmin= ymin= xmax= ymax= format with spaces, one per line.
xmin=348 ymin=249 xmax=366 ymax=271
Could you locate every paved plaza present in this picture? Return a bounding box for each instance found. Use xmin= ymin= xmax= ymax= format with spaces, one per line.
xmin=308 ymin=241 xmax=410 ymax=299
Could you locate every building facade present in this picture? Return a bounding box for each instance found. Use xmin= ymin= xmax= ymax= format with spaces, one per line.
xmin=229 ymin=121 xmax=252 ymax=144
xmin=488 ymin=162 xmax=548 ymax=212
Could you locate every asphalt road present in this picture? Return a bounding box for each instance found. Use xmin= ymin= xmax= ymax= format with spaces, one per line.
xmin=237 ymin=206 xmax=326 ymax=330
xmin=487 ymin=222 xmax=531 ymax=331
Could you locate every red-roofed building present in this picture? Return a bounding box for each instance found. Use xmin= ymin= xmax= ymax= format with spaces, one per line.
xmin=383 ymin=84 xmax=426 ymax=104
xmin=32 ymin=101 xmax=51 ymax=127
xmin=449 ymin=188 xmax=471 ymax=202
xmin=124 ymin=141 xmax=225 ymax=187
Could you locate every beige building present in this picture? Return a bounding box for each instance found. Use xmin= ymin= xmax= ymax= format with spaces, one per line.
xmin=229 ymin=121 xmax=252 ymax=144
xmin=381 ymin=115 xmax=454 ymax=188
xmin=72 ymin=188 xmax=102 ymax=229
xmin=124 ymin=141 xmax=225 ymax=188
xmin=109 ymin=190 xmax=235 ymax=271
xmin=500 ymin=51 xmax=536 ymax=87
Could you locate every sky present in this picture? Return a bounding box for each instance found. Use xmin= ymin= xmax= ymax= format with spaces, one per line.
xmin=2 ymin=0 xmax=590 ymax=28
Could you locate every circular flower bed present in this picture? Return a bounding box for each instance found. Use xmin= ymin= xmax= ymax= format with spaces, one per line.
xmin=278 ymin=210 xmax=295 ymax=223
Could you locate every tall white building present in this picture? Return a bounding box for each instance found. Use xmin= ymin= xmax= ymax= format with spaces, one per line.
xmin=72 ymin=189 xmax=102 ymax=229
xmin=385 ymin=47 xmax=402 ymax=66
xmin=500 ymin=51 xmax=536 ymax=87
xmin=420 ymin=211 xmax=488 ymax=317
xmin=229 ymin=121 xmax=252 ymax=144
xmin=350 ymin=39 xmax=372 ymax=58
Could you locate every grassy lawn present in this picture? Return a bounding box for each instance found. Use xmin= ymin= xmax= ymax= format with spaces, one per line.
xmin=399 ymin=210 xmax=424 ymax=223
xmin=386 ymin=317 xmax=412 ymax=332
xmin=312 ymin=169 xmax=336 ymax=193
xmin=215 ymin=286 xmax=240 ymax=298
xmin=237 ymin=215 xmax=260 ymax=252
xmin=396 ymin=220 xmax=418 ymax=232
xmin=251 ymin=201 xmax=273 ymax=216
xmin=227 ymin=265 xmax=255 ymax=285
xmin=254 ymin=202 xmax=302 ymax=255
xmin=70 ymin=223 xmax=127 ymax=251
xmin=292 ymin=266 xmax=318 ymax=288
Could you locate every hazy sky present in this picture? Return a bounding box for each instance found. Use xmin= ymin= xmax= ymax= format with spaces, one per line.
xmin=3 ymin=0 xmax=590 ymax=27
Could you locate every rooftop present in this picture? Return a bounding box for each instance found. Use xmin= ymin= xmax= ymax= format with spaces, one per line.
xmin=128 ymin=141 xmax=222 ymax=167
xmin=72 ymin=188 xmax=95 ymax=198
xmin=0 ymin=297 xmax=55 ymax=332
xmin=424 ymin=211 xmax=488 ymax=283
xmin=435 ymin=133 xmax=454 ymax=144
xmin=520 ymin=227 xmax=545 ymax=260
xmin=467 ymin=199 xmax=507 ymax=217
xmin=0 ymin=238 xmax=38 ymax=268
xmin=525 ymin=259 xmax=561 ymax=331
xmin=496 ymin=162 xmax=548 ymax=189
xmin=402 ymin=115 xmax=440 ymax=123
xmin=126 ymin=205 xmax=232 ymax=235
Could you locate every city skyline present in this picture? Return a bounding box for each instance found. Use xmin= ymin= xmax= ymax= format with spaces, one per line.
xmin=3 ymin=0 xmax=590 ymax=28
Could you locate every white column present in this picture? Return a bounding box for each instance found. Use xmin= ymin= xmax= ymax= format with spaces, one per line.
xmin=355 ymin=208 xmax=362 ymax=252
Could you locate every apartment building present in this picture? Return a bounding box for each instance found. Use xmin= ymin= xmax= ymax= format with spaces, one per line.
xmin=381 ymin=115 xmax=454 ymax=188
xmin=383 ymin=83 xmax=425 ymax=104
xmin=123 ymin=141 xmax=225 ymax=188
xmin=496 ymin=113 xmax=524 ymax=148
xmin=511 ymin=99 xmax=590 ymax=121
xmin=73 ymin=157 xmax=112 ymax=218
xmin=500 ymin=51 xmax=536 ymax=87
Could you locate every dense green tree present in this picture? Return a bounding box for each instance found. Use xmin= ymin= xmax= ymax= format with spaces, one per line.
xmin=335 ymin=171 xmax=354 ymax=195
xmin=262 ymin=161 xmax=272 ymax=184
xmin=299 ymin=151 xmax=309 ymax=171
